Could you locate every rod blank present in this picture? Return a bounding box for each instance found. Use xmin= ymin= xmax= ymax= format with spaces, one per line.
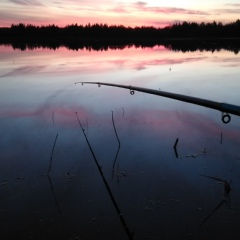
xmin=76 ymin=81 xmax=240 ymax=123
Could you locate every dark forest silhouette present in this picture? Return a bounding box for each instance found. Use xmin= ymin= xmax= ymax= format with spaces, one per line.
xmin=0 ymin=20 xmax=240 ymax=53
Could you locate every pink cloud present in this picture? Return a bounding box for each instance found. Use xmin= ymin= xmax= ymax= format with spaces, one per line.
xmin=109 ymin=6 xmax=130 ymax=14
xmin=9 ymin=0 xmax=43 ymax=6
xmin=132 ymin=2 xmax=209 ymax=15
xmin=0 ymin=8 xmax=57 ymax=27
xmin=211 ymin=3 xmax=240 ymax=15
xmin=135 ymin=1 xmax=146 ymax=7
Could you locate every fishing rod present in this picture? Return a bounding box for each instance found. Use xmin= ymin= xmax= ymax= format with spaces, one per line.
xmin=75 ymin=81 xmax=240 ymax=124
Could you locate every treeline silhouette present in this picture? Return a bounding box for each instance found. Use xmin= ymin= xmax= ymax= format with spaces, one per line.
xmin=0 ymin=20 xmax=240 ymax=53
xmin=1 ymin=20 xmax=240 ymax=38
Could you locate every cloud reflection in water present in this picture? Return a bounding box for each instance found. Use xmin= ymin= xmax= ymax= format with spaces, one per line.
xmin=0 ymin=45 xmax=240 ymax=239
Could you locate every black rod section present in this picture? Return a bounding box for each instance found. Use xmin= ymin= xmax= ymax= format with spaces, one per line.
xmin=75 ymin=81 xmax=240 ymax=117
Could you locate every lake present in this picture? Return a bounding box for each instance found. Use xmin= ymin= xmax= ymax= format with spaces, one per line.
xmin=0 ymin=44 xmax=240 ymax=240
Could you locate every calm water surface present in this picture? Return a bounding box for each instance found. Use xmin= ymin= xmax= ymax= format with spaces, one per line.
xmin=0 ymin=45 xmax=240 ymax=239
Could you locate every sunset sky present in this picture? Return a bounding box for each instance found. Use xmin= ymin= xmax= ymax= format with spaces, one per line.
xmin=0 ymin=0 xmax=240 ymax=28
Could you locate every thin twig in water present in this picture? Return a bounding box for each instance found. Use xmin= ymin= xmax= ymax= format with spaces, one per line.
xmin=199 ymin=199 xmax=226 ymax=227
xmin=200 ymin=174 xmax=223 ymax=182
xmin=173 ymin=138 xmax=179 ymax=149
xmin=112 ymin=111 xmax=120 ymax=146
xmin=52 ymin=110 xmax=55 ymax=126
xmin=47 ymin=133 xmax=58 ymax=175
xmin=75 ymin=112 xmax=133 ymax=239
xmin=112 ymin=147 xmax=120 ymax=179
xmin=200 ymin=174 xmax=232 ymax=198
xmin=112 ymin=111 xmax=121 ymax=178
xmin=199 ymin=174 xmax=232 ymax=227
xmin=185 ymin=149 xmax=206 ymax=158
xmin=173 ymin=137 xmax=179 ymax=158
xmin=122 ymin=107 xmax=125 ymax=117
xmin=86 ymin=118 xmax=89 ymax=136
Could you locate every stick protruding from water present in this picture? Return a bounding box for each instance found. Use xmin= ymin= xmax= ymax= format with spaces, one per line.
xmin=75 ymin=112 xmax=133 ymax=240
xmin=173 ymin=138 xmax=179 ymax=149
xmin=47 ymin=133 xmax=59 ymax=175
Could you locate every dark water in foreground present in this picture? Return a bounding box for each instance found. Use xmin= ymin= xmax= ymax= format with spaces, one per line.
xmin=0 ymin=45 xmax=240 ymax=239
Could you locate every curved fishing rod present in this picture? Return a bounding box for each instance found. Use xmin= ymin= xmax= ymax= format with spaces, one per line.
xmin=75 ymin=81 xmax=240 ymax=124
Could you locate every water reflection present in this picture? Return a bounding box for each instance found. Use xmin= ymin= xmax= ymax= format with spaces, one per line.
xmin=47 ymin=175 xmax=62 ymax=214
xmin=0 ymin=45 xmax=240 ymax=239
xmin=1 ymin=39 xmax=240 ymax=54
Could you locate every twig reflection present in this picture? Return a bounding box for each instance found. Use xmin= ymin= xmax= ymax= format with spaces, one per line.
xmin=174 ymin=148 xmax=179 ymax=158
xmin=47 ymin=133 xmax=61 ymax=214
xmin=47 ymin=175 xmax=61 ymax=214
xmin=112 ymin=147 xmax=121 ymax=180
